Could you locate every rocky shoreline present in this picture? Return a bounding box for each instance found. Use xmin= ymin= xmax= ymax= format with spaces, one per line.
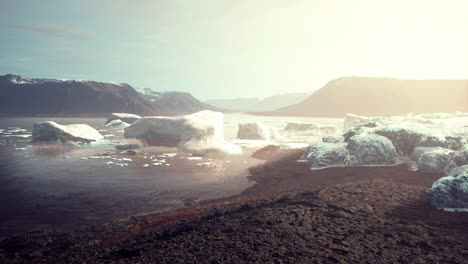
xmin=1 ymin=149 xmax=468 ymax=263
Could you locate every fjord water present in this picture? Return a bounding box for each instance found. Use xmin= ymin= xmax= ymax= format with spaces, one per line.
xmin=0 ymin=114 xmax=342 ymax=238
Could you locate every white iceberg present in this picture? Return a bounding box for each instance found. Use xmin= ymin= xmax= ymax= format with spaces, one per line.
xmin=124 ymin=110 xmax=241 ymax=155
xmin=347 ymin=134 xmax=397 ymax=166
xmin=284 ymin=123 xmax=319 ymax=131
xmin=426 ymin=173 xmax=468 ymax=208
xmin=105 ymin=119 xmax=130 ymax=128
xmin=32 ymin=121 xmax=103 ymax=143
xmin=302 ymin=142 xmax=350 ymax=170
xmin=415 ymin=147 xmax=454 ymax=173
xmin=105 ymin=113 xmax=141 ymax=125
xmin=237 ymin=123 xmax=279 ymax=141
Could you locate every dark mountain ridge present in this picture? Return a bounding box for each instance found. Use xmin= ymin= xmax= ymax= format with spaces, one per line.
xmin=0 ymin=74 xmax=221 ymax=117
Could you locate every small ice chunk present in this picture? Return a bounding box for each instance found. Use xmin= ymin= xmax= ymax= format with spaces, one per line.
xmin=196 ymin=162 xmax=214 ymax=166
xmin=121 ymin=158 xmax=133 ymax=162
xmin=80 ymin=157 xmax=88 ymax=160
xmin=151 ymin=162 xmax=162 ymax=166
xmin=143 ymin=164 xmax=150 ymax=167
xmin=64 ymin=156 xmax=70 ymax=159
xmin=106 ymin=161 xmax=114 ymax=165
xmin=158 ymin=153 xmax=178 ymax=158
xmin=186 ymin=157 xmax=203 ymax=161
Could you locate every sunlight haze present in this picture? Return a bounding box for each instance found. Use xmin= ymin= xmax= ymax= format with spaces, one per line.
xmin=0 ymin=0 xmax=467 ymax=99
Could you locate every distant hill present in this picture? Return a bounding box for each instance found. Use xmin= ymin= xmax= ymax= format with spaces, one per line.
xmin=0 ymin=74 xmax=222 ymax=117
xmin=205 ymin=92 xmax=309 ymax=112
xmin=140 ymin=91 xmax=224 ymax=116
xmin=267 ymin=77 xmax=468 ymax=117
xmin=205 ymin=97 xmax=260 ymax=112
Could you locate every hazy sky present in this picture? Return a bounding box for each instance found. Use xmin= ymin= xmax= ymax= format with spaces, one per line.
xmin=1 ymin=0 xmax=467 ymax=100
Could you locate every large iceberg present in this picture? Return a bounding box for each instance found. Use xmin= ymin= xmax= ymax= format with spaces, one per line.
xmin=105 ymin=113 xmax=141 ymax=125
xmin=32 ymin=121 xmax=103 ymax=143
xmin=124 ymin=110 xmax=241 ymax=155
xmin=414 ymin=147 xmax=454 ymax=173
xmin=237 ymin=123 xmax=279 ymax=141
xmin=426 ymin=173 xmax=468 ymax=208
xmin=302 ymin=142 xmax=350 ymax=169
xmin=347 ymin=134 xmax=397 ymax=166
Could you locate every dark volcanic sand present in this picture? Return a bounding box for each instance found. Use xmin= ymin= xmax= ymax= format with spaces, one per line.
xmin=1 ymin=149 xmax=468 ymax=263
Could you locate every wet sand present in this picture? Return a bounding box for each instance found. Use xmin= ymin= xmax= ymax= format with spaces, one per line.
xmin=1 ymin=148 xmax=468 ymax=263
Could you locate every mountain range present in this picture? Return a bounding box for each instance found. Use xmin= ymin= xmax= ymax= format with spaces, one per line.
xmin=0 ymin=74 xmax=220 ymax=117
xmin=268 ymin=77 xmax=468 ymax=117
xmin=205 ymin=92 xmax=309 ymax=112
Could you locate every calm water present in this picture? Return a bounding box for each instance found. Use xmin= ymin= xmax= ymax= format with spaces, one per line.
xmin=0 ymin=114 xmax=342 ymax=238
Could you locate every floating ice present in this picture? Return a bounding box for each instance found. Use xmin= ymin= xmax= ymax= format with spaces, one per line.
xmin=196 ymin=162 xmax=214 ymax=166
xmin=186 ymin=157 xmax=202 ymax=161
xmin=124 ymin=110 xmax=241 ymax=155
xmin=32 ymin=121 xmax=103 ymax=143
xmin=237 ymin=123 xmax=280 ymax=141
xmin=105 ymin=113 xmax=141 ymax=125
xmin=121 ymin=158 xmax=133 ymax=162
xmin=158 ymin=153 xmax=178 ymax=158
xmin=105 ymin=120 xmax=130 ymax=129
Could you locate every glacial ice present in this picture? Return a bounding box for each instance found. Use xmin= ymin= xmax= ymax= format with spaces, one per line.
xmin=302 ymin=142 xmax=350 ymax=169
xmin=32 ymin=121 xmax=103 ymax=143
xmin=105 ymin=119 xmax=130 ymax=128
xmin=414 ymin=147 xmax=454 ymax=173
xmin=237 ymin=123 xmax=279 ymax=141
xmin=124 ymin=111 xmax=241 ymax=155
xmin=105 ymin=113 xmax=141 ymax=125
xmin=347 ymin=134 xmax=397 ymax=166
xmin=426 ymin=173 xmax=468 ymax=208
xmin=304 ymin=112 xmax=468 ymax=171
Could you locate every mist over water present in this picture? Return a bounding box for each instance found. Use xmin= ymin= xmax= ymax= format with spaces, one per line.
xmin=0 ymin=114 xmax=342 ymax=237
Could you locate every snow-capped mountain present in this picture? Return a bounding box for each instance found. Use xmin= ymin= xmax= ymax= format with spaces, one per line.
xmin=0 ymin=74 xmax=222 ymax=117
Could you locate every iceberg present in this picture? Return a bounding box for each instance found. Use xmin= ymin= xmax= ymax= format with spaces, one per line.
xmin=426 ymin=173 xmax=468 ymax=208
xmin=415 ymin=147 xmax=454 ymax=173
xmin=237 ymin=123 xmax=279 ymax=141
xmin=347 ymin=134 xmax=397 ymax=166
xmin=105 ymin=113 xmax=141 ymax=125
xmin=124 ymin=110 xmax=241 ymax=155
xmin=32 ymin=121 xmax=103 ymax=143
xmin=302 ymin=142 xmax=350 ymax=169
xmin=105 ymin=119 xmax=130 ymax=128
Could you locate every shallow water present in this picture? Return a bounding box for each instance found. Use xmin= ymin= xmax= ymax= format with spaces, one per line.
xmin=0 ymin=114 xmax=342 ymax=237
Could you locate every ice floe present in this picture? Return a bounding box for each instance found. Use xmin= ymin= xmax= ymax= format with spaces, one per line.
xmin=32 ymin=121 xmax=103 ymax=143
xmin=124 ymin=110 xmax=241 ymax=155
xmin=237 ymin=123 xmax=280 ymax=141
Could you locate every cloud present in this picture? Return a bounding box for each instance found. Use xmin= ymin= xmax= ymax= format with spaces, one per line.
xmin=0 ymin=24 xmax=93 ymax=41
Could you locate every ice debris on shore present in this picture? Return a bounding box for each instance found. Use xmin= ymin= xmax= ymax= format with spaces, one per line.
xmin=426 ymin=171 xmax=468 ymax=209
xmin=302 ymin=113 xmax=468 ymax=172
xmin=302 ymin=112 xmax=468 ymax=209
xmin=124 ymin=110 xmax=241 ymax=155
xmin=105 ymin=119 xmax=130 ymax=129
